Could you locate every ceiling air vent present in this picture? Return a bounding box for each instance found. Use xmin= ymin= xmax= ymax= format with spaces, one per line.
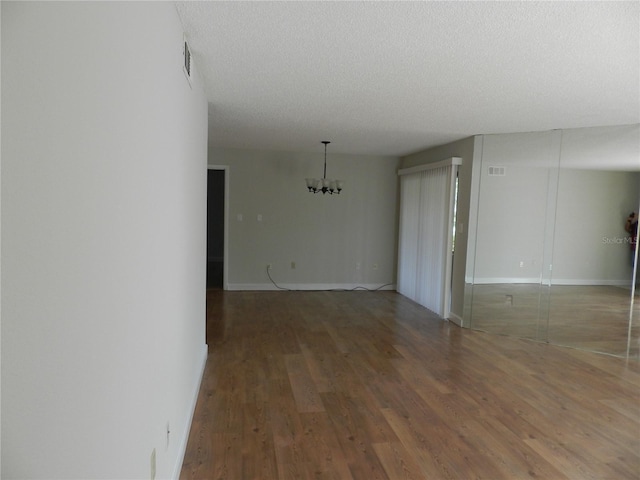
xmin=183 ymin=36 xmax=192 ymax=85
xmin=488 ymin=166 xmax=506 ymax=176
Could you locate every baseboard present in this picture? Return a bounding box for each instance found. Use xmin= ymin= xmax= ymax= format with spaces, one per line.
xmin=448 ymin=312 xmax=464 ymax=326
xmin=549 ymin=279 xmax=631 ymax=286
xmin=472 ymin=277 xmax=542 ymax=284
xmin=172 ymin=343 xmax=208 ymax=480
xmin=472 ymin=278 xmax=631 ymax=287
xmin=227 ymin=283 xmax=397 ymax=291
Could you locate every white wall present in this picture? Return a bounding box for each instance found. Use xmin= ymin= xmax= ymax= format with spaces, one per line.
xmin=1 ymin=3 xmax=207 ymax=479
xmin=208 ymin=147 xmax=399 ymax=290
xmin=559 ymin=124 xmax=640 ymax=171
xmin=472 ymin=131 xmax=561 ymax=284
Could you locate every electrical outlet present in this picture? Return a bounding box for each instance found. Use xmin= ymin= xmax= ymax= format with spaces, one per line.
xmin=519 ymin=261 xmax=525 ymax=268
xmin=267 ymin=264 xmax=272 ymax=270
xmin=291 ymin=261 xmax=296 ymax=269
xmin=150 ymin=448 xmax=156 ymax=480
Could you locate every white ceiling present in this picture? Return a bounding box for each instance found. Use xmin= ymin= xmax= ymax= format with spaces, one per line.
xmin=175 ymin=1 xmax=639 ymax=157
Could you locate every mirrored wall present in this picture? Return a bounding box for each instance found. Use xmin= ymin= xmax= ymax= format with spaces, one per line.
xmin=465 ymin=125 xmax=639 ymax=358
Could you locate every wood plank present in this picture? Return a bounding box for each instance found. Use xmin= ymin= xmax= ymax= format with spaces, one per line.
xmin=284 ymin=354 xmax=326 ymax=413
xmin=372 ymin=441 xmax=427 ymax=480
xmin=241 ymin=401 xmax=279 ymax=480
xmin=298 ymin=411 xmax=355 ymax=480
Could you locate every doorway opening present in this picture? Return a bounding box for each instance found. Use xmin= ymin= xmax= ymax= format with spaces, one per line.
xmin=207 ymin=168 xmax=225 ymax=289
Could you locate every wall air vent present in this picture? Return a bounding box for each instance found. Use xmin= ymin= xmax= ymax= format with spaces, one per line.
xmin=183 ymin=36 xmax=192 ymax=86
xmin=488 ymin=166 xmax=506 ymax=176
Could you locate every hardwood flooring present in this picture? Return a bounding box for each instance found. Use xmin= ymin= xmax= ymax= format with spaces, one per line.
xmin=180 ymin=290 xmax=640 ymax=480
xmin=470 ymin=284 xmax=640 ymax=357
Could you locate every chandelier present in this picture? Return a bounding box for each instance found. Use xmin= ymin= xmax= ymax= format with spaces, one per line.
xmin=305 ymin=141 xmax=344 ymax=194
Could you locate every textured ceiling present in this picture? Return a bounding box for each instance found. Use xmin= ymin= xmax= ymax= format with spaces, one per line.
xmin=175 ymin=1 xmax=639 ymax=157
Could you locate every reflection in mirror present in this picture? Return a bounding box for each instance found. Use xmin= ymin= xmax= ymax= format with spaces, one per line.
xmin=546 ymin=125 xmax=640 ymax=357
xmin=548 ymin=168 xmax=639 ymax=356
xmin=467 ymin=124 xmax=639 ymax=358
xmin=469 ymin=130 xmax=560 ymax=341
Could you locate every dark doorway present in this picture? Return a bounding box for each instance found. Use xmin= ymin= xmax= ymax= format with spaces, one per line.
xmin=207 ymin=169 xmax=225 ymax=289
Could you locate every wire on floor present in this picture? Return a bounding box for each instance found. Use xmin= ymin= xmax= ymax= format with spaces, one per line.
xmin=266 ymin=265 xmax=393 ymax=292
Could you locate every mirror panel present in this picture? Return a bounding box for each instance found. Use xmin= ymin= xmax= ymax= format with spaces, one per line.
xmin=548 ymin=168 xmax=639 ymax=355
xmin=469 ymin=131 xmax=560 ymax=340
xmin=467 ymin=124 xmax=639 ymax=358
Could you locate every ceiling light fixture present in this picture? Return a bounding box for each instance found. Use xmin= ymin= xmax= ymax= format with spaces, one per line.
xmin=305 ymin=141 xmax=344 ymax=195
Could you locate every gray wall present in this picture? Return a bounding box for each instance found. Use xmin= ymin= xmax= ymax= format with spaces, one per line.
xmin=209 ymin=147 xmax=400 ymax=289
xmin=2 ymin=3 xmax=208 ymax=478
xmin=552 ymin=169 xmax=640 ymax=284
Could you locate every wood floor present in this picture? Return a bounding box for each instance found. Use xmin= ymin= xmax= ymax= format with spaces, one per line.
xmin=470 ymin=284 xmax=640 ymax=357
xmin=180 ymin=290 xmax=640 ymax=480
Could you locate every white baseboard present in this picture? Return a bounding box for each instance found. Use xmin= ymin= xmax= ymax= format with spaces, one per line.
xmin=472 ymin=277 xmax=630 ymax=287
xmin=549 ymin=279 xmax=631 ymax=286
xmin=227 ymin=283 xmax=396 ymax=291
xmin=472 ymin=277 xmax=542 ymax=284
xmin=173 ymin=343 xmax=208 ymax=480
xmin=448 ymin=312 xmax=464 ymax=326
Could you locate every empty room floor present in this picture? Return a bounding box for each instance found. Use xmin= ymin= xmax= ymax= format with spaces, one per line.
xmin=180 ymin=290 xmax=640 ymax=480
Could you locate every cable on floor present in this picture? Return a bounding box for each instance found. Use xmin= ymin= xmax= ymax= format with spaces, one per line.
xmin=266 ymin=265 xmax=393 ymax=292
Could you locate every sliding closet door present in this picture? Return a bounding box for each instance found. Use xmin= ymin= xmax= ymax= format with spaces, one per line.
xmin=397 ymin=173 xmax=421 ymax=301
xmin=397 ymin=159 xmax=459 ymax=317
